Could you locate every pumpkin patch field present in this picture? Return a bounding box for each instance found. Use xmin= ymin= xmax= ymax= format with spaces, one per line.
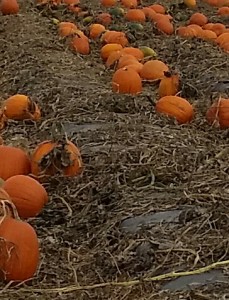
xmin=1 ymin=0 xmax=229 ymax=298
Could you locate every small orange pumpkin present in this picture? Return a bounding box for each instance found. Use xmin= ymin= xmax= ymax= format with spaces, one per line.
xmin=101 ymin=31 xmax=129 ymax=47
xmin=0 ymin=145 xmax=31 ymax=180
xmin=211 ymin=23 xmax=226 ymax=36
xmin=126 ymin=62 xmax=143 ymax=74
xmin=142 ymin=7 xmax=157 ymax=21
xmin=70 ymin=33 xmax=90 ymax=55
xmin=0 ymin=0 xmax=19 ymax=15
xmin=156 ymin=96 xmax=194 ymax=124
xmin=121 ymin=0 xmax=138 ymax=8
xmin=0 ymin=216 xmax=39 ymax=282
xmin=89 ymin=24 xmax=106 ymax=39
xmin=100 ymin=0 xmax=117 ymax=7
xmin=112 ymin=67 xmax=142 ymax=94
xmin=184 ymin=0 xmax=196 ymax=7
xmin=96 ymin=13 xmax=112 ymax=25
xmin=117 ymin=54 xmax=138 ymax=69
xmin=156 ymin=19 xmax=174 ymax=35
xmin=100 ymin=43 xmax=123 ymax=60
xmin=140 ymin=60 xmax=169 ymax=81
xmin=3 ymin=94 xmax=41 ymax=121
xmin=206 ymin=97 xmax=229 ymax=128
xmin=216 ymin=32 xmax=229 ymax=45
xmin=176 ymin=26 xmax=197 ymax=38
xmin=187 ymin=24 xmax=203 ymax=36
xmin=218 ymin=7 xmax=229 ymax=15
xmin=3 ymin=175 xmax=48 ymax=219
xmin=31 ymin=139 xmax=83 ymax=179
xmin=149 ymin=4 xmax=166 ymax=14
xmin=58 ymin=22 xmax=78 ymax=37
xmin=200 ymin=29 xmax=217 ymax=41
xmin=105 ymin=50 xmax=122 ymax=67
xmin=120 ymin=47 xmax=144 ymax=60
xmin=158 ymin=71 xmax=180 ymax=97
xmin=125 ymin=9 xmax=146 ymax=23
xmin=189 ymin=13 xmax=208 ymax=26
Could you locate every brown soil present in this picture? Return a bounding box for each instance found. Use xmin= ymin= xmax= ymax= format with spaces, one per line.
xmin=0 ymin=0 xmax=229 ymax=299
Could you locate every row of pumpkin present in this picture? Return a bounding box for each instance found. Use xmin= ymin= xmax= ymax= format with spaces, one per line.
xmin=0 ymin=95 xmax=83 ymax=282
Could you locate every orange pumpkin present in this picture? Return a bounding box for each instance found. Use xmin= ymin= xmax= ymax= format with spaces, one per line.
xmin=206 ymin=97 xmax=229 ymax=128
xmin=100 ymin=0 xmax=117 ymax=7
xmin=184 ymin=0 xmax=196 ymax=7
xmin=156 ymin=19 xmax=174 ymax=35
xmin=96 ymin=13 xmax=112 ymax=25
xmin=142 ymin=7 xmax=158 ymax=21
xmin=126 ymin=62 xmax=143 ymax=74
xmin=101 ymin=31 xmax=129 ymax=47
xmin=68 ymin=4 xmax=81 ymax=14
xmin=105 ymin=50 xmax=122 ymax=67
xmin=121 ymin=0 xmax=138 ymax=8
xmin=58 ymin=22 xmax=78 ymax=37
xmin=156 ymin=96 xmax=194 ymax=124
xmin=216 ymin=32 xmax=229 ymax=45
xmin=112 ymin=67 xmax=142 ymax=94
xmin=125 ymin=9 xmax=146 ymax=22
xmin=0 ymin=145 xmax=31 ymax=180
xmin=0 ymin=216 xmax=39 ymax=282
xmin=3 ymin=175 xmax=48 ymax=219
xmin=117 ymin=54 xmax=138 ymax=69
xmin=149 ymin=4 xmax=166 ymax=14
xmin=211 ymin=23 xmax=226 ymax=36
xmin=218 ymin=6 xmax=229 ymax=15
xmin=100 ymin=43 xmax=123 ymax=60
xmin=140 ymin=60 xmax=169 ymax=81
xmin=158 ymin=71 xmax=180 ymax=97
xmin=30 ymin=139 xmax=83 ymax=178
xmin=203 ymin=23 xmax=214 ymax=30
xmin=121 ymin=47 xmax=144 ymax=60
xmin=0 ymin=0 xmax=19 ymax=15
xmin=3 ymin=94 xmax=41 ymax=121
xmin=187 ymin=24 xmax=203 ymax=36
xmin=89 ymin=24 xmax=106 ymax=39
xmin=200 ymin=29 xmax=217 ymax=41
xmin=176 ymin=26 xmax=197 ymax=38
xmin=70 ymin=33 xmax=90 ymax=55
xmin=189 ymin=13 xmax=208 ymax=26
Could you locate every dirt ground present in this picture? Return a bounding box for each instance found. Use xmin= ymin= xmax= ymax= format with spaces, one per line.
xmin=1 ymin=0 xmax=229 ymax=299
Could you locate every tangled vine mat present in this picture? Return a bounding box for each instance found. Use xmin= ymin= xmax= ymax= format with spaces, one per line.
xmin=1 ymin=0 xmax=229 ymax=299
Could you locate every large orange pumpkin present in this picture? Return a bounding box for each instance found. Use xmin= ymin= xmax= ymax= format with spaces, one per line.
xmin=101 ymin=31 xmax=129 ymax=47
xmin=2 ymin=94 xmax=41 ymax=121
xmin=155 ymin=96 xmax=194 ymax=124
xmin=100 ymin=43 xmax=123 ymax=60
xmin=112 ymin=66 xmax=142 ymax=94
xmin=0 ymin=0 xmax=19 ymax=15
xmin=31 ymin=139 xmax=83 ymax=178
xmin=70 ymin=32 xmax=90 ymax=55
xmin=2 ymin=175 xmax=48 ymax=219
xmin=58 ymin=22 xmax=78 ymax=37
xmin=0 ymin=216 xmax=39 ymax=282
xmin=0 ymin=146 xmax=31 ymax=180
xmin=140 ymin=60 xmax=169 ymax=80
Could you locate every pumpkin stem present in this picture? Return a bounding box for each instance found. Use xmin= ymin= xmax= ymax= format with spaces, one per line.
xmin=0 ymin=200 xmax=20 ymax=222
